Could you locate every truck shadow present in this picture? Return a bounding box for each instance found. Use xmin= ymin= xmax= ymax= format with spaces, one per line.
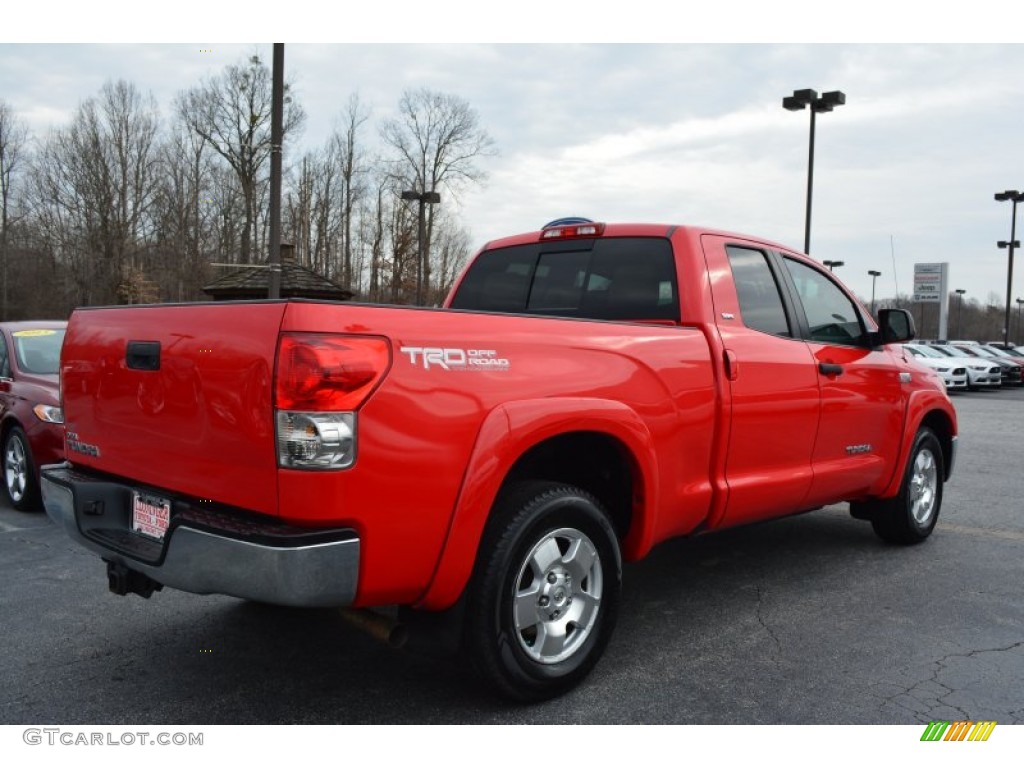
xmin=100 ymin=505 xmax=932 ymax=723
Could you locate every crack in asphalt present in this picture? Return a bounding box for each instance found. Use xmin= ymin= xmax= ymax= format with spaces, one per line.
xmin=880 ymin=640 xmax=1024 ymax=722
xmin=3 ymin=530 xmax=99 ymax=558
xmin=753 ymin=584 xmax=783 ymax=657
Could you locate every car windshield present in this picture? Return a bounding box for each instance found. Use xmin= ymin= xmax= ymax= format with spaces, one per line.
xmin=13 ymin=329 xmax=65 ymax=374
xmin=907 ymin=345 xmax=943 ymax=358
xmin=964 ymin=346 xmax=999 ymax=359
xmin=951 ymin=345 xmax=986 ymax=358
xmin=983 ymin=345 xmax=1018 ymax=359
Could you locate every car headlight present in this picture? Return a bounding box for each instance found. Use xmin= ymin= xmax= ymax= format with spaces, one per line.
xmin=33 ymin=404 xmax=64 ymax=424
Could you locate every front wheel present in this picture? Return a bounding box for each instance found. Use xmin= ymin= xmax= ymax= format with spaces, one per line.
xmin=464 ymin=482 xmax=622 ymax=701
xmin=858 ymin=427 xmax=944 ymax=545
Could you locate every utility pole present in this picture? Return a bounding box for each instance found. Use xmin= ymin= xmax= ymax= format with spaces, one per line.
xmin=268 ymin=43 xmax=284 ymax=299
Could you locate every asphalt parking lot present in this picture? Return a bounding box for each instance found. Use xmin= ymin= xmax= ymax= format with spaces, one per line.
xmin=1 ymin=387 xmax=1022 ymax=725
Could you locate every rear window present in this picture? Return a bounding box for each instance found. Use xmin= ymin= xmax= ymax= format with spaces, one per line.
xmin=450 ymin=237 xmax=679 ymax=322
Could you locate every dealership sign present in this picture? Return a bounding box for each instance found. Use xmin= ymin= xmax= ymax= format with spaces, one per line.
xmin=913 ymin=262 xmax=948 ymax=303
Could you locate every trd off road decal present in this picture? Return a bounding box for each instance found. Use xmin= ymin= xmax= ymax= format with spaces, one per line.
xmin=399 ymin=347 xmax=510 ymax=372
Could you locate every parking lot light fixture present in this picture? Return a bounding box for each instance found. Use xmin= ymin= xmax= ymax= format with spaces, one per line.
xmin=995 ymin=189 xmax=1024 ymax=347
xmin=955 ymin=289 xmax=967 ymax=338
xmin=783 ymin=88 xmax=846 ymax=255
xmin=823 ymin=259 xmax=844 ymax=272
xmin=401 ymin=189 xmax=442 ymax=305
xmin=868 ymin=270 xmax=882 ymax=315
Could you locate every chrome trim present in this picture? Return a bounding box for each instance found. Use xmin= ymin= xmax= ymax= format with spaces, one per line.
xmin=42 ymin=465 xmax=360 ymax=608
xmin=948 ymin=435 xmax=958 ymax=479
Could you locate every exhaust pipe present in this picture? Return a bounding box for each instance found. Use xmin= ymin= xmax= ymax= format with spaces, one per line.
xmin=340 ymin=603 xmax=466 ymax=659
xmin=339 ymin=608 xmax=409 ymax=648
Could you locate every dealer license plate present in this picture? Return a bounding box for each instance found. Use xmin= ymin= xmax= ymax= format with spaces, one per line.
xmin=132 ymin=491 xmax=171 ymax=541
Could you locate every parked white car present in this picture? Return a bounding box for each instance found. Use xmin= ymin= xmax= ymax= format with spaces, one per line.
xmin=917 ymin=344 xmax=1001 ymax=390
xmin=902 ymin=344 xmax=968 ymax=391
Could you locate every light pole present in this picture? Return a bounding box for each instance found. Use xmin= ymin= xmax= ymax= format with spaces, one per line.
xmin=783 ymin=88 xmax=846 ymax=255
xmin=401 ymin=189 xmax=441 ymax=305
xmin=268 ymin=43 xmax=285 ymax=300
xmin=995 ymin=189 xmax=1023 ymax=347
xmin=868 ymin=270 xmax=881 ymax=315
xmin=955 ymin=289 xmax=966 ymax=339
xmin=1017 ymin=297 xmax=1024 ymax=345
xmin=823 ymin=260 xmax=844 ymax=272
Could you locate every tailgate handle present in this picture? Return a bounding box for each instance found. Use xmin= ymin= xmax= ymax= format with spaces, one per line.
xmin=126 ymin=341 xmax=161 ymax=371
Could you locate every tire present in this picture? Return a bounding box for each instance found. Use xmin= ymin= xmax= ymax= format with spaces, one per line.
xmin=3 ymin=426 xmax=41 ymax=512
xmin=464 ymin=481 xmax=622 ymax=702
xmin=862 ymin=427 xmax=944 ymax=545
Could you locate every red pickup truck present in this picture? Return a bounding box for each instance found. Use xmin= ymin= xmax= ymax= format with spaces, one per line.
xmin=43 ymin=221 xmax=957 ymax=701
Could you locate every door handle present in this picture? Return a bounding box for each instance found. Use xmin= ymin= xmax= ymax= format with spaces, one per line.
xmin=723 ymin=349 xmax=738 ymax=381
xmin=818 ymin=362 xmax=844 ymax=376
xmin=126 ymin=341 xmax=161 ymax=371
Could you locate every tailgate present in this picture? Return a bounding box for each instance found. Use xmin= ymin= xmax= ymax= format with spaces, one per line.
xmin=61 ymin=302 xmax=287 ymax=516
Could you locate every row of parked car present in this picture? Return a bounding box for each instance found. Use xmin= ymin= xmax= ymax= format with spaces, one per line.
xmin=902 ymin=340 xmax=1024 ymax=392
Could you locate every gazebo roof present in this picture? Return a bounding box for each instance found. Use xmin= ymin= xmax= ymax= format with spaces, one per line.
xmin=202 ymin=258 xmax=354 ymax=302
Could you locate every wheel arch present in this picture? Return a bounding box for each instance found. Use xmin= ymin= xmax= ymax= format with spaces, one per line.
xmin=500 ymin=431 xmax=639 ymax=541
xmin=919 ymin=408 xmax=956 ymax=482
xmin=0 ymin=414 xmax=23 ymax=443
xmin=877 ymin=392 xmax=958 ymax=500
xmin=414 ymin=398 xmax=658 ymax=611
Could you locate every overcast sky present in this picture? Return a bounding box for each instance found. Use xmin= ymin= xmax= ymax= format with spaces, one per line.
xmin=5 ymin=5 xmax=1024 ymax=311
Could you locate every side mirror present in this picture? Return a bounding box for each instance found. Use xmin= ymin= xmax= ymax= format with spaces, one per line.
xmin=878 ymin=308 xmax=916 ymax=344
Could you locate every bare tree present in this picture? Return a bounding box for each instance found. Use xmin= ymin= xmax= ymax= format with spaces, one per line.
xmin=285 ymin=152 xmax=317 ymax=268
xmin=365 ymin=171 xmax=388 ymax=303
xmin=178 ymin=54 xmax=305 ymax=264
xmin=10 ymin=74 xmax=491 ymax=313
xmin=31 ymin=80 xmax=160 ymax=306
xmin=0 ymin=101 xmax=28 ymax=318
xmin=429 ymin=214 xmax=472 ymax=305
xmin=380 ymin=88 xmax=494 ymax=303
xmin=151 ymin=120 xmax=215 ymax=300
xmin=335 ymin=94 xmax=369 ymax=290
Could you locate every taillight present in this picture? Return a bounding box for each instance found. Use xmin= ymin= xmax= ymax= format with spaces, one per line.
xmin=275 ymin=334 xmax=390 ymax=411
xmin=274 ymin=334 xmax=390 ymax=470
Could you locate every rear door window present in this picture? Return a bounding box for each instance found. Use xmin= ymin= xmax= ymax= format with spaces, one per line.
xmin=726 ymin=246 xmax=793 ymax=337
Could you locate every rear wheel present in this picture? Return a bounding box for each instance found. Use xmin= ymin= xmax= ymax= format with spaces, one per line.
xmin=465 ymin=481 xmax=621 ymax=701
xmin=854 ymin=427 xmax=943 ymax=545
xmin=3 ymin=426 xmax=41 ymax=512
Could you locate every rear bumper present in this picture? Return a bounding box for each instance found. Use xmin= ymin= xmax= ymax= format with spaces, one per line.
xmin=41 ymin=464 xmax=360 ymax=607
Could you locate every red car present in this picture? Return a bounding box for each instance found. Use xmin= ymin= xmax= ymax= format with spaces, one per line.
xmin=1 ymin=321 xmax=66 ymax=510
